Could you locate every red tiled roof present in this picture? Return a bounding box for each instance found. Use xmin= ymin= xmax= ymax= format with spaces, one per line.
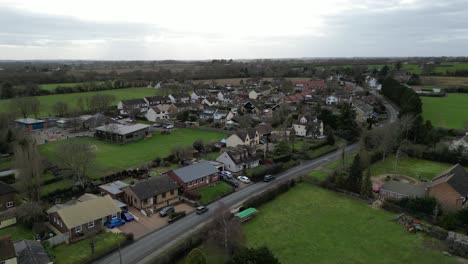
xmin=293 ymin=80 xmax=327 ymax=89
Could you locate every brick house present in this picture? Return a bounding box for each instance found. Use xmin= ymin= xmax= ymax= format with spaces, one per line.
xmin=0 ymin=182 xmax=16 ymax=230
xmin=166 ymin=161 xmax=220 ymax=191
xmin=123 ymin=175 xmax=180 ymax=211
xmin=428 ymin=164 xmax=468 ymax=212
xmin=46 ymin=194 xmax=121 ymax=241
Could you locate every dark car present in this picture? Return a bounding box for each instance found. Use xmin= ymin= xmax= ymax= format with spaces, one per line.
xmin=159 ymin=206 xmax=175 ymax=217
xmin=106 ymin=218 xmax=125 ymax=228
xmin=263 ymin=175 xmax=275 ymax=182
xmin=121 ymin=211 xmax=135 ymax=222
xmin=196 ymin=206 xmax=209 ymax=215
xmin=224 ymin=178 xmax=239 ymax=188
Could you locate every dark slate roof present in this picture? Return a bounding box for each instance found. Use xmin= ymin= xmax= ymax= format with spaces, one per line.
xmin=235 ymin=128 xmax=257 ymax=141
xmin=127 ymin=175 xmax=179 ymax=200
xmin=14 ymin=240 xmax=51 ymax=264
xmin=0 ymin=236 xmax=15 ymax=261
xmin=0 ymin=181 xmax=15 ymax=195
xmin=431 ymin=164 xmax=468 ymax=195
xmin=122 ymin=98 xmax=147 ymax=105
xmin=256 ymin=123 xmax=273 ymax=136
xmin=145 ymin=96 xmax=171 ymax=103
xmin=172 ymin=161 xmax=219 ymax=183
xmin=380 ymin=181 xmax=427 ymax=197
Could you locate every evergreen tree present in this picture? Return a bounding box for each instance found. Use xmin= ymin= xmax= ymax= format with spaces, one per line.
xmin=361 ymin=168 xmax=373 ymax=197
xmin=229 ymin=246 xmax=280 ymax=264
xmin=346 ymin=154 xmax=363 ymax=193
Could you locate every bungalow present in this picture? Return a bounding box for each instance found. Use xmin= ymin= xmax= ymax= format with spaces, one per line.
xmin=216 ymin=146 xmax=259 ymax=173
xmin=0 ymin=182 xmax=16 ymax=230
xmin=428 ymin=164 xmax=468 ymax=212
xmin=166 ymin=161 xmax=220 ymax=191
xmin=117 ymin=98 xmax=148 ymax=115
xmin=226 ymin=128 xmax=260 ymax=148
xmin=95 ymin=123 xmax=150 ymax=143
xmin=123 ymin=175 xmax=180 ymax=211
xmin=46 ymin=194 xmax=122 ymax=241
xmin=15 ymin=118 xmax=47 ymax=131
xmin=292 ymin=115 xmax=324 ymax=138
xmin=145 ymin=104 xmax=177 ymax=121
xmin=144 ymin=96 xmax=172 ymax=107
xmin=0 ymin=236 xmax=16 ymax=264
xmin=379 ymin=181 xmax=427 ymax=200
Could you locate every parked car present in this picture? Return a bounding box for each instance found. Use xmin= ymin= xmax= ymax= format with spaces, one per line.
xmin=159 ymin=206 xmax=175 ymax=217
xmin=196 ymin=206 xmax=209 ymax=215
xmin=106 ymin=218 xmax=125 ymax=228
xmin=121 ymin=211 xmax=135 ymax=222
xmin=153 ymin=123 xmax=162 ymax=128
xmin=224 ymin=178 xmax=239 ymax=188
xmin=165 ymin=125 xmax=175 ymax=129
xmin=263 ymin=175 xmax=275 ymax=182
xmin=219 ymin=171 xmax=233 ymax=179
xmin=237 ymin=176 xmax=251 ymax=184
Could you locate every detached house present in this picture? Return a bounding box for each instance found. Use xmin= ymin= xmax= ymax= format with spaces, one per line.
xmin=428 ymin=164 xmax=468 ymax=212
xmin=216 ymin=146 xmax=260 ymax=173
xmin=123 ymin=175 xmax=180 ymax=212
xmin=292 ymin=115 xmax=324 ymax=138
xmin=117 ymin=98 xmax=148 ymax=115
xmin=199 ymin=108 xmax=217 ymax=120
xmin=213 ymin=110 xmax=234 ymax=123
xmin=191 ymin=91 xmax=209 ymax=102
xmin=47 ymin=194 xmax=121 ymax=241
xmin=166 ymin=161 xmax=220 ymax=191
xmin=169 ymin=94 xmax=190 ymax=104
xmin=0 ymin=182 xmax=16 ymax=229
xmin=145 ymin=104 xmax=178 ymax=121
xmin=226 ymin=128 xmax=260 ymax=148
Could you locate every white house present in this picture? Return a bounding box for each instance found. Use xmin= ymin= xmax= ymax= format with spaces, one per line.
xmin=217 ymin=91 xmax=225 ymax=101
xmin=216 ymin=146 xmax=259 ymax=173
xmin=326 ymin=95 xmax=338 ymax=105
xmin=213 ymin=110 xmax=234 ymax=123
xmin=226 ymin=129 xmax=260 ymax=148
xmin=169 ymin=94 xmax=190 ymax=104
xmin=190 ymin=91 xmax=209 ymax=102
xmin=199 ymin=108 xmax=217 ymax=120
xmin=145 ymin=104 xmax=176 ymax=121
xmin=248 ymin=90 xmax=259 ymax=100
xmin=117 ymin=98 xmax=148 ymax=115
xmin=292 ymin=116 xmax=324 ymax=138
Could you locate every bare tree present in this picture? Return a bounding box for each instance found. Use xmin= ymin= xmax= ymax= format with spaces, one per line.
xmin=208 ymin=202 xmax=245 ymax=255
xmin=56 ymin=141 xmax=96 ymax=188
xmin=76 ymin=97 xmax=85 ymax=112
xmin=10 ymin=97 xmax=39 ymax=118
xmin=29 ymin=97 xmax=40 ymax=119
xmin=89 ymin=94 xmax=115 ymax=112
xmin=14 ymin=136 xmax=42 ymax=202
xmin=171 ymin=146 xmax=193 ymax=164
xmin=52 ymin=101 xmax=69 ymax=117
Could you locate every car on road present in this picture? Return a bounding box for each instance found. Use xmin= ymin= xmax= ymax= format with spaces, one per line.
xmin=159 ymin=206 xmax=175 ymax=217
xmin=106 ymin=218 xmax=125 ymax=228
xmin=263 ymin=175 xmax=275 ymax=182
xmin=196 ymin=206 xmax=209 ymax=215
xmin=121 ymin=211 xmax=135 ymax=222
xmin=237 ymin=176 xmax=251 ymax=183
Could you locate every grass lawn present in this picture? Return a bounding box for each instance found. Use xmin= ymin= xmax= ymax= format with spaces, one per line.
xmin=196 ymin=182 xmax=234 ymax=205
xmin=323 ymin=154 xmax=354 ymax=170
xmin=0 ymin=87 xmax=158 ymax=117
xmin=0 ymin=224 xmax=34 ymax=240
xmin=422 ymin=93 xmax=468 ymax=129
xmin=421 ymin=76 xmax=468 ymax=88
xmin=370 ymin=156 xmax=466 ymax=181
xmin=305 ymin=144 xmax=338 ymax=159
xmin=305 ymin=170 xmax=329 ymax=181
xmin=245 ymin=184 xmax=455 ymax=264
xmin=48 ymin=232 xmax=126 ymax=264
xmin=203 ymin=151 xmax=220 ymax=161
xmin=39 ymin=129 xmax=225 ymax=178
xmin=149 ymin=164 xmax=179 ymax=176
xmin=0 ymin=158 xmax=12 ymax=171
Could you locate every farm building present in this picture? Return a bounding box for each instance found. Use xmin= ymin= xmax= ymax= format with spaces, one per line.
xmin=15 ymin=118 xmax=47 ymax=131
xmin=95 ymin=123 xmax=150 ymax=143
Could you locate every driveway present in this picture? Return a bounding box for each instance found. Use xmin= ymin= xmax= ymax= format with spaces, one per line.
xmin=118 ymin=203 xmax=194 ymax=240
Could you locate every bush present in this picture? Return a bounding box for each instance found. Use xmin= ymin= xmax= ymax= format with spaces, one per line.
xmin=184 ymin=190 xmax=201 ymax=201
xmin=394 ymin=197 xmax=438 ymax=216
xmin=272 ymin=154 xmax=291 ymax=163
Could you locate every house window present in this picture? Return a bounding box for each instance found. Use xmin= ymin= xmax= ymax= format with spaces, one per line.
xmin=170 ymin=190 xmax=174 ymax=195
xmin=6 ymin=201 xmax=14 ymax=208
xmin=75 ymin=225 xmax=82 ymax=233
xmin=88 ymin=221 xmax=95 ymax=228
xmin=162 ymin=193 xmax=166 ymax=198
xmin=53 ymin=217 xmax=56 ymax=223
xmin=112 ymin=213 xmax=118 ymax=219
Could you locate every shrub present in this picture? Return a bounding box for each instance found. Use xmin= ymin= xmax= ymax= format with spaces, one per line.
xmin=394 ymin=197 xmax=438 ymax=216
xmin=184 ymin=190 xmax=201 ymax=201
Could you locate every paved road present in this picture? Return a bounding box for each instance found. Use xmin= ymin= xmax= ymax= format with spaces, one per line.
xmin=95 ymin=144 xmax=358 ymax=264
xmin=96 ymin=95 xmax=399 ymax=264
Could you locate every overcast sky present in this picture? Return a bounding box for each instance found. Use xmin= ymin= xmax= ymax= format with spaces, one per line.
xmin=0 ymin=0 xmax=467 ymax=60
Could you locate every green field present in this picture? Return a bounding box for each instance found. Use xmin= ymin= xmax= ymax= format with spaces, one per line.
xmin=47 ymin=232 xmax=126 ymax=264
xmin=39 ymin=129 xmax=225 ymax=178
xmin=0 ymin=224 xmax=34 ymax=241
xmin=421 ymin=76 xmax=468 ymax=88
xmin=0 ymin=87 xmax=158 ymax=117
xmin=245 ymin=184 xmax=455 ymax=264
xmin=196 ymin=182 xmax=234 ymax=205
xmin=422 ymin=93 xmax=468 ymax=129
xmin=370 ymin=156 xmax=465 ymax=181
